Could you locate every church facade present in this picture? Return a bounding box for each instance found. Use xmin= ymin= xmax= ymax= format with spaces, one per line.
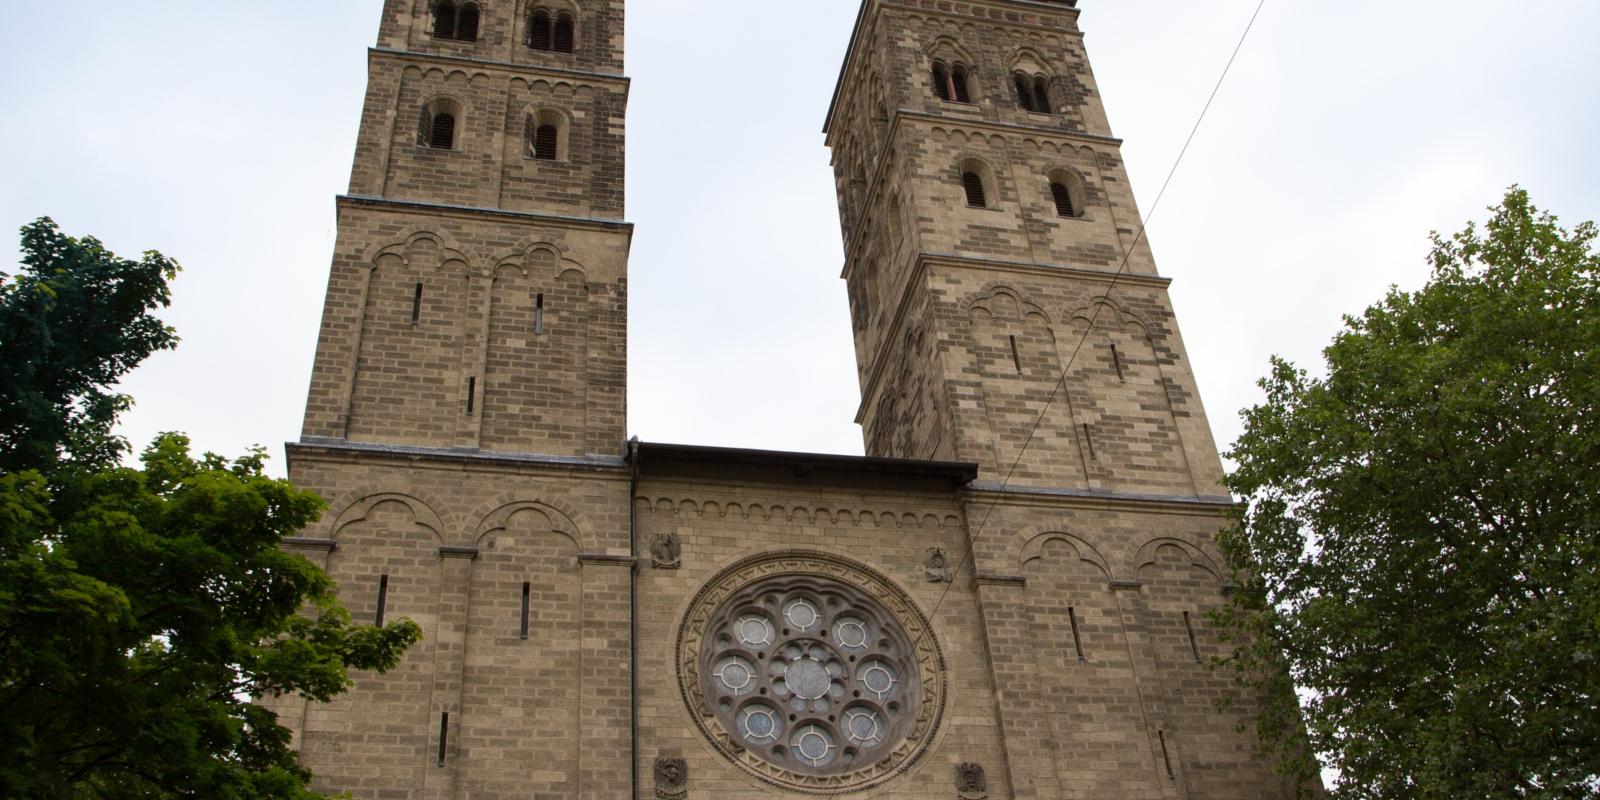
xmin=274 ymin=1 xmax=1298 ymax=798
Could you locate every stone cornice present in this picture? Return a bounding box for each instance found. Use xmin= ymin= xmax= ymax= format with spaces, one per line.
xmin=337 ymin=195 xmax=633 ymax=237
xmin=369 ymin=46 xmax=630 ymax=90
xmin=287 ymin=438 xmax=629 ymax=478
xmin=963 ymin=481 xmax=1239 ymax=515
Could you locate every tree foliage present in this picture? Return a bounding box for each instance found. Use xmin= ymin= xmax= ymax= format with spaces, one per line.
xmin=1217 ymin=188 xmax=1600 ymax=798
xmin=0 ymin=219 xmax=421 ymax=798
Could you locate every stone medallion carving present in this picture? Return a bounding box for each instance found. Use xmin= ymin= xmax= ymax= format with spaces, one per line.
xmin=651 ymin=532 xmax=682 ymax=569
xmin=653 ymin=756 xmax=687 ymax=799
xmin=677 ymin=550 xmax=946 ymax=794
xmin=924 ymin=547 xmax=953 ymax=583
xmin=956 ymin=762 xmax=987 ymax=799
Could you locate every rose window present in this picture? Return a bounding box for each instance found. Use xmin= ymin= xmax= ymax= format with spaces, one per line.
xmin=679 ymin=552 xmax=945 ymax=793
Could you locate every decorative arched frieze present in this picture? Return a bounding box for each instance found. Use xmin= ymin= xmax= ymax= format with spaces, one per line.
xmin=966 ymin=285 xmax=1052 ymax=325
xmin=633 ymin=496 xmax=960 ymax=529
xmin=470 ymin=500 xmax=582 ymax=550
xmin=464 ymin=493 xmax=592 ymax=551
xmin=364 ymin=229 xmax=471 ymax=272
xmin=1014 ymin=529 xmax=1112 ymax=578
xmin=1132 ymin=536 xmax=1224 ymax=582
xmin=328 ymin=491 xmax=448 ymax=542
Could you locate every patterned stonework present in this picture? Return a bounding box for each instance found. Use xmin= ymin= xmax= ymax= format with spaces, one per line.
xmin=676 ymin=551 xmax=945 ymax=794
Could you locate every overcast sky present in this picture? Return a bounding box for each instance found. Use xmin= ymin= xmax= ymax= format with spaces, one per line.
xmin=3 ymin=1 xmax=1597 ymax=478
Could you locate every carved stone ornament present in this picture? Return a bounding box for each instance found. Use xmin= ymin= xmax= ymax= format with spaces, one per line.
xmin=924 ymin=546 xmax=953 ymax=583
xmin=677 ymin=550 xmax=947 ymax=795
xmin=653 ymin=756 xmax=687 ymax=799
xmin=955 ymin=762 xmax=987 ymax=799
xmin=651 ymin=532 xmax=682 ymax=569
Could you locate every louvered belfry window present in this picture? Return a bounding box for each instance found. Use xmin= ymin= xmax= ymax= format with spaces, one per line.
xmin=962 ymin=171 xmax=987 ymax=208
xmin=932 ymin=63 xmax=950 ymax=101
xmin=534 ymin=124 xmax=559 ymax=160
xmin=529 ymin=10 xmax=552 ymax=49
xmin=1015 ymin=74 xmax=1035 ymax=112
xmin=433 ymin=1 xmax=459 ymax=39
xmin=951 ymin=65 xmax=972 ymax=103
xmin=429 ymin=113 xmax=457 ymax=150
xmin=554 ymin=14 xmax=575 ymax=53
xmin=1032 ymin=78 xmax=1051 ymax=114
xmin=1050 ymin=181 xmax=1076 ymax=217
xmin=456 ymin=3 xmax=480 ymax=41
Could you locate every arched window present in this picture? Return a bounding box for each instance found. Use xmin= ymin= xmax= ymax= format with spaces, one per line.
xmin=962 ymin=171 xmax=987 ymax=208
xmin=419 ymin=100 xmax=462 ymax=150
xmin=529 ymin=10 xmax=552 ymax=49
xmin=527 ymin=7 xmax=576 ymax=52
xmin=432 ymin=1 xmax=480 ymax=42
xmin=1050 ymin=181 xmax=1076 ymax=217
xmin=1032 ymin=77 xmax=1051 ymax=114
xmin=1048 ymin=170 xmax=1087 ymax=218
xmin=554 ymin=13 xmax=575 ymax=53
xmin=1015 ymin=73 xmax=1051 ymax=113
xmin=524 ymin=110 xmax=566 ymax=161
xmin=932 ymin=61 xmax=972 ymax=103
xmin=951 ymin=64 xmax=972 ymax=103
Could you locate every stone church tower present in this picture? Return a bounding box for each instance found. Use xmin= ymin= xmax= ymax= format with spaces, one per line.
xmin=274 ymin=1 xmax=1303 ymax=798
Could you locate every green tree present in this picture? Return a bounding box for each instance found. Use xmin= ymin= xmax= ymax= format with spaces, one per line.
xmin=0 ymin=219 xmax=421 ymax=799
xmin=1217 ymin=188 xmax=1600 ymax=798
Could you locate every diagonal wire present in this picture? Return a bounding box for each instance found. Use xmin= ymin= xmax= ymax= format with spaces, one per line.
xmin=818 ymin=0 xmax=1269 ymax=792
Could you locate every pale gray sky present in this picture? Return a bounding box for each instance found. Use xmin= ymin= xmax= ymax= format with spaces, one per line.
xmin=3 ymin=1 xmax=1597 ymax=477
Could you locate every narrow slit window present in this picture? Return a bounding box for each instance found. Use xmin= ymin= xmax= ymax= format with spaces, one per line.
xmin=411 ymin=283 xmax=424 ymax=324
xmin=1032 ymin=77 xmax=1052 ymax=114
xmin=1009 ymin=334 xmax=1022 ymax=373
xmin=466 ymin=377 xmax=476 ymax=414
xmin=931 ymin=63 xmax=950 ymax=101
xmin=520 ymin=582 xmax=532 ymax=639
xmin=554 ymin=14 xmax=575 ymax=53
xmin=1050 ymin=181 xmax=1077 ymax=218
xmin=951 ymin=65 xmax=972 ymax=103
xmin=1110 ymin=343 xmax=1125 ymax=381
xmin=437 ymin=712 xmax=450 ymax=766
xmin=1184 ymin=611 xmax=1201 ymax=662
xmin=529 ymin=10 xmax=552 ymax=49
xmin=375 ymin=574 xmax=389 ymax=626
xmin=1158 ymin=730 xmax=1175 ymax=779
xmin=1083 ymin=423 xmax=1097 ymax=460
xmin=1067 ymin=606 xmax=1086 ymax=660
xmin=962 ymin=171 xmax=987 ymax=208
xmin=534 ymin=292 xmax=545 ymax=335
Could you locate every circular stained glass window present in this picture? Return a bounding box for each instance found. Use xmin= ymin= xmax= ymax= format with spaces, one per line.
xmin=678 ymin=551 xmax=946 ymax=794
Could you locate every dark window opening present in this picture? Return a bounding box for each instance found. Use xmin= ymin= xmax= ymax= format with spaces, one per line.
xmin=466 ymin=376 xmax=476 ymax=414
xmin=534 ymin=124 xmax=559 ymax=160
xmin=962 ymin=171 xmax=987 ymax=208
xmin=411 ymin=283 xmax=424 ymax=324
xmin=1184 ymin=611 xmax=1201 ymax=662
xmin=931 ymin=63 xmax=950 ymax=101
xmin=534 ymin=292 xmax=545 ymax=335
xmin=1050 ymin=181 xmax=1077 ymax=217
xmin=1009 ymin=334 xmax=1022 ymax=373
xmin=375 ymin=575 xmax=389 ymax=626
xmin=554 ymin=14 xmax=575 ymax=53
xmin=433 ymin=2 xmax=479 ymax=42
xmin=437 ymin=712 xmax=450 ymax=766
xmin=1015 ymin=73 xmax=1035 ymax=112
xmin=1110 ymin=343 xmax=1125 ymax=381
xmin=951 ymin=64 xmax=972 ymax=103
xmin=520 ymin=582 xmax=532 ymax=639
xmin=1033 ymin=78 xmax=1052 ymax=114
xmin=1083 ymin=423 xmax=1097 ymax=460
xmin=1158 ymin=730 xmax=1175 ymax=779
xmin=1068 ymin=606 xmax=1085 ymax=660
xmin=428 ymin=112 xmax=457 ymax=150
xmin=529 ymin=10 xmax=552 ymax=49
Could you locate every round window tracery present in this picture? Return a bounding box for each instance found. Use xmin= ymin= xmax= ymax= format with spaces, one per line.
xmin=678 ymin=551 xmax=946 ymax=794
